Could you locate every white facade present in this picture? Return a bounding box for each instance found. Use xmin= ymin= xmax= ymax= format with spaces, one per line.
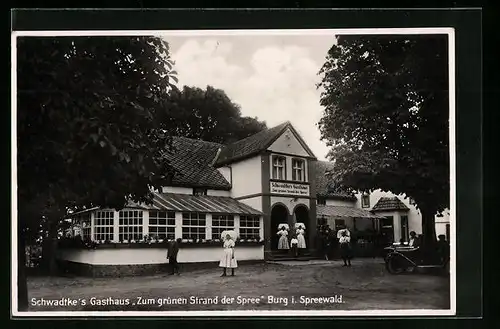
xmin=161 ymin=186 xmax=231 ymax=197
xmin=58 ymin=245 xmax=264 ymax=265
xmin=229 ymin=156 xmax=262 ymax=198
xmin=268 ymin=127 xmax=311 ymax=158
xmin=351 ymin=189 xmax=450 ymax=242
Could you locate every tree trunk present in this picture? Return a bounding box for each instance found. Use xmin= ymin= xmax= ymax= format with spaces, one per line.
xmin=420 ymin=208 xmax=437 ymax=248
xmin=17 ymin=228 xmax=29 ymax=311
xmin=47 ymin=220 xmax=59 ymax=275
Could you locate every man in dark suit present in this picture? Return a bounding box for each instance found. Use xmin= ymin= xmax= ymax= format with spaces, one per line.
xmin=167 ymin=238 xmax=182 ymax=275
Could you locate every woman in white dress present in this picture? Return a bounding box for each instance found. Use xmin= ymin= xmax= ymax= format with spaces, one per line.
xmin=277 ymin=226 xmax=290 ymax=251
xmin=219 ymin=232 xmax=237 ymax=277
xmin=296 ymin=224 xmax=307 ymax=249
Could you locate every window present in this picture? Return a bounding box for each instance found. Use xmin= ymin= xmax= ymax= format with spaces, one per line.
xmin=292 ymin=158 xmax=305 ymax=181
xmin=400 ymin=215 xmax=409 ymax=242
xmin=211 ymin=214 xmax=235 ymax=239
xmin=361 ymin=193 xmax=370 ymax=208
xmin=272 ymin=156 xmax=286 ymax=180
xmin=193 ymin=188 xmax=208 ymax=196
xmin=118 ymin=210 xmax=143 ymax=241
xmin=182 ymin=213 xmax=206 ymax=240
xmin=94 ymin=211 xmax=114 ymax=242
xmin=239 ymin=215 xmax=261 ymax=240
xmin=334 ymin=219 xmax=346 ymax=231
xmin=80 ymin=214 xmax=91 ymax=240
xmin=317 ymin=197 xmax=326 ymax=205
xmin=149 ymin=211 xmax=175 ymax=240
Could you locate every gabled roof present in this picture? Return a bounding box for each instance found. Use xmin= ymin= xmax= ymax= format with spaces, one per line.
xmin=371 ymin=197 xmax=410 ymax=212
xmin=127 ymin=192 xmax=263 ymax=216
xmin=317 ymin=205 xmax=385 ymax=219
xmin=314 ymin=161 xmax=357 ymax=201
xmin=214 ymin=121 xmax=316 ymax=167
xmin=166 ymin=137 xmax=231 ymax=190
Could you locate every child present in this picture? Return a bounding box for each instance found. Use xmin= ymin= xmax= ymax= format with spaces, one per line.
xmin=339 ymin=230 xmax=352 ymax=267
xmin=290 ymin=235 xmax=299 ymax=258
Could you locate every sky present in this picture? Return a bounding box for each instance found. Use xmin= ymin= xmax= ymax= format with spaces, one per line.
xmin=163 ymin=32 xmax=338 ymax=161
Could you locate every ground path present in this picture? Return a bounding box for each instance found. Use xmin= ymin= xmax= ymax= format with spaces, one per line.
xmin=27 ymin=258 xmax=450 ymax=312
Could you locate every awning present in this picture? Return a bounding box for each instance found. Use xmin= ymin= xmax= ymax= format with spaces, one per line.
xmin=316 ymin=205 xmax=385 ymax=220
xmin=128 ymin=192 xmax=263 ymax=216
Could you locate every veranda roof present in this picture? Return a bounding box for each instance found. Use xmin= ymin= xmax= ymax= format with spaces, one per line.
xmin=127 ymin=192 xmax=263 ymax=216
xmin=316 ymin=204 xmax=385 ymax=220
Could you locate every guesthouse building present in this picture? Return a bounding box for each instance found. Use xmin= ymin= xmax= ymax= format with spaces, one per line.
xmin=59 ymin=121 xmax=450 ymax=276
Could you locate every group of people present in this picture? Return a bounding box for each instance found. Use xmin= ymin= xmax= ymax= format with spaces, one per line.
xmin=317 ymin=224 xmax=353 ymax=266
xmin=166 ymin=231 xmax=239 ymax=277
xmin=277 ymin=224 xmax=307 ymax=257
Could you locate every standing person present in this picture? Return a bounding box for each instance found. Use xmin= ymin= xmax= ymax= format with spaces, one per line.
xmin=277 ymin=226 xmax=290 ymax=251
xmin=436 ymin=234 xmax=450 ymax=263
xmin=337 ymin=225 xmax=351 ymax=240
xmin=219 ymin=231 xmax=237 ymax=277
xmin=339 ymin=230 xmax=352 ymax=267
xmin=322 ymin=228 xmax=331 ymax=260
xmin=167 ymin=238 xmax=182 ymax=275
xmin=296 ymin=224 xmax=307 ymax=251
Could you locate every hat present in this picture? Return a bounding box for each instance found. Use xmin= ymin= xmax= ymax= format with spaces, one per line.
xmin=278 ymin=223 xmax=289 ymax=230
xmin=221 ymin=230 xmax=238 ymax=241
xmin=295 ymin=223 xmax=306 ymax=229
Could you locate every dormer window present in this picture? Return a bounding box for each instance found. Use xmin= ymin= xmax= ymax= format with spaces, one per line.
xmin=292 ymin=158 xmax=305 ymax=182
xmin=272 ymin=156 xmax=286 ymax=180
xmin=193 ymin=188 xmax=207 ymax=196
xmin=361 ymin=193 xmax=370 ymax=208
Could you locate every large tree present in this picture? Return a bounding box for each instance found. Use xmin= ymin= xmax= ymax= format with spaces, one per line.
xmin=317 ymin=34 xmax=449 ymax=247
xmin=160 ymin=85 xmax=267 ymax=144
xmin=16 ymin=36 xmax=178 ymax=310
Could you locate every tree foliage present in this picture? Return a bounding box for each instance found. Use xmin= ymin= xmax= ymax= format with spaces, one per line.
xmin=160 ymin=85 xmax=267 ymax=144
xmin=16 ymin=36 xmax=178 ymax=309
xmin=317 ymin=35 xmax=449 ymax=244
xmin=18 ymin=36 xmax=178 ymax=217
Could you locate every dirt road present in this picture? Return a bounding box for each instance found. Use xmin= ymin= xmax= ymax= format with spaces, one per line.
xmin=27 ymin=259 xmax=450 ymax=312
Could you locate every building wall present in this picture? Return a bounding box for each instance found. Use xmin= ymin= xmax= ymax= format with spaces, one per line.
xmin=217 ymin=166 xmax=232 ymax=185
xmin=270 ymin=196 xmax=311 ymax=216
xmin=238 ymin=196 xmax=262 ymax=212
xmin=57 ymin=246 xmax=264 ymax=265
xmin=161 ymin=186 xmax=230 ymax=196
xmin=229 ymin=156 xmax=262 ymax=198
xmin=207 ymin=189 xmax=231 ymax=197
xmin=267 ymin=127 xmax=310 ymax=158
xmin=325 ymin=199 xmax=356 ymax=207
xmin=356 ymin=189 xmax=451 ymax=240
xmin=354 ymin=189 xmax=422 ymax=236
xmin=268 ymin=154 xmax=309 ymax=182
xmin=81 ymin=209 xmax=263 ymax=245
xmin=162 ymin=186 xmax=193 ymax=194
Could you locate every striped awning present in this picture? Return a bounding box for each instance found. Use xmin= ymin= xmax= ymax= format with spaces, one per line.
xmin=127 ymin=192 xmax=263 ymax=216
xmin=317 ymin=205 xmax=385 ymax=220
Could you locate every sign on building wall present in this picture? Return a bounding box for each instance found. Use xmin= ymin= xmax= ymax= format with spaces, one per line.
xmin=270 ymin=181 xmax=310 ymax=196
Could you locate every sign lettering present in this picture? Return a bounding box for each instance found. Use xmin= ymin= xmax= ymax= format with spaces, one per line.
xmin=270 ymin=182 xmax=310 ymax=196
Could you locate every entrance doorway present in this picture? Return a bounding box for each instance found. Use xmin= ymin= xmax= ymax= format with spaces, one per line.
xmin=271 ymin=204 xmax=288 ymax=251
xmin=294 ymin=205 xmax=309 ymax=249
xmin=380 ymin=216 xmax=394 ymax=245
xmin=400 ymin=215 xmax=409 ymax=242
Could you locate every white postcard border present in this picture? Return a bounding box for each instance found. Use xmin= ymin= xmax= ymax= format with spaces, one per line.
xmin=11 ymin=27 xmax=457 ymax=318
